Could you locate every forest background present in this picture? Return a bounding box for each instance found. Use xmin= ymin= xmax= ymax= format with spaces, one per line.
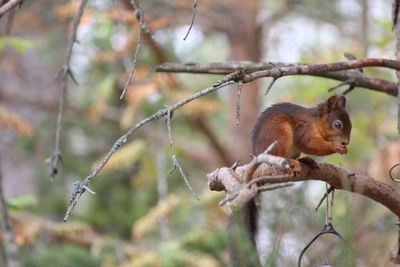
xmin=0 ymin=0 xmax=399 ymax=266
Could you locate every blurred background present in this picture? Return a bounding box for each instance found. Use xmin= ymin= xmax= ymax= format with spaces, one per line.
xmin=0 ymin=0 xmax=399 ymax=266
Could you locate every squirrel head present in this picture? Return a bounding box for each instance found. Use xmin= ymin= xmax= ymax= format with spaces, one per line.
xmin=317 ymin=95 xmax=352 ymax=146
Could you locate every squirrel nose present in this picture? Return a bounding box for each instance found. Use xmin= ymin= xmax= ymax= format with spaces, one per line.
xmin=341 ymin=141 xmax=348 ymax=146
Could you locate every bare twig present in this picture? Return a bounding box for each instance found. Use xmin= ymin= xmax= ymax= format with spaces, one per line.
xmin=0 ymin=0 xmax=24 ymax=18
xmin=48 ymin=0 xmax=88 ymax=179
xmin=0 ymin=156 xmax=20 ymax=267
xmin=166 ymin=108 xmax=199 ymax=200
xmin=247 ymin=174 xmax=293 ymax=187
xmin=314 ymin=186 xmax=334 ymax=211
xmin=264 ymin=77 xmax=279 ymax=95
xmin=63 ymin=73 xmax=236 ymax=221
xmin=182 ymin=0 xmax=197 ymax=41
xmin=257 ymin=183 xmax=294 ymax=192
xmin=120 ymin=0 xmax=144 ymax=99
xmin=327 ymin=78 xmax=354 ymax=92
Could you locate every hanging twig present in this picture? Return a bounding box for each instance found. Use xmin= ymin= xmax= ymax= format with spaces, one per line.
xmin=166 ymin=108 xmax=199 ymax=200
xmin=0 ymin=156 xmax=20 ymax=267
xmin=182 ymin=0 xmax=198 ymax=41
xmin=120 ymin=0 xmax=144 ymax=100
xmin=235 ymin=81 xmax=242 ymax=125
xmin=48 ymin=0 xmax=89 ymax=179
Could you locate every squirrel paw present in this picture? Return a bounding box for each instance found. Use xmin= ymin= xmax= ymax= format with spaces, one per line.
xmin=289 ymin=159 xmax=301 ymax=174
xmin=298 ymin=157 xmax=319 ymax=169
xmin=332 ymin=142 xmax=348 ymax=154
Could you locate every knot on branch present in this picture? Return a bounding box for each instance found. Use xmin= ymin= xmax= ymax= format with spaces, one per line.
xmin=207 ymin=143 xmax=293 ymax=210
xmin=69 ymin=181 xmax=85 ymax=205
xmin=233 ymin=68 xmax=247 ymax=82
xmin=113 ymin=137 xmax=127 ymax=150
xmin=45 ymin=151 xmax=62 ymax=179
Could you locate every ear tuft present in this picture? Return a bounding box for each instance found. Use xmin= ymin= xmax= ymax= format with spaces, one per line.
xmin=337 ymin=96 xmax=346 ymax=108
xmin=326 ymin=95 xmax=338 ymax=110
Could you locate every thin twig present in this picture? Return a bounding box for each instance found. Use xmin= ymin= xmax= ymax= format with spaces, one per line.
xmin=166 ymin=108 xmax=199 ymax=200
xmin=0 ymin=156 xmax=20 ymax=267
xmin=235 ymin=81 xmax=242 ymax=125
xmin=182 ymin=0 xmax=197 ymax=41
xmin=219 ymin=192 xmax=239 ymax=206
xmin=327 ymin=78 xmax=354 ymax=92
xmin=63 ymin=73 xmax=236 ymax=221
xmin=247 ymin=174 xmax=293 ymax=187
xmin=48 ymin=0 xmax=88 ymax=179
xmin=0 ymin=0 xmax=24 ymax=18
xmin=315 ymin=186 xmax=334 ymax=211
xmin=120 ymin=0 xmax=144 ymax=100
xmin=257 ymin=183 xmax=294 ymax=192
xmin=264 ymin=77 xmax=279 ymax=95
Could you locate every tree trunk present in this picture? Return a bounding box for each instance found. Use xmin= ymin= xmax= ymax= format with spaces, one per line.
xmin=226 ymin=0 xmax=261 ymax=162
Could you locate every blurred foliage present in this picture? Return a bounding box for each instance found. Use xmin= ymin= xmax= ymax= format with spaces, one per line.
xmin=23 ymin=244 xmax=99 ymax=267
xmin=0 ymin=36 xmax=35 ymax=53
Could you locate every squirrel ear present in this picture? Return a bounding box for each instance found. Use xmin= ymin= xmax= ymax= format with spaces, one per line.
xmin=326 ymin=95 xmax=338 ymax=110
xmin=337 ymin=96 xmax=346 ymax=108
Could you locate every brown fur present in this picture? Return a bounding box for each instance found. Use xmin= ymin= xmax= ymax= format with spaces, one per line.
xmin=245 ymin=95 xmax=352 ymax=248
xmin=252 ymin=95 xmax=351 ymax=158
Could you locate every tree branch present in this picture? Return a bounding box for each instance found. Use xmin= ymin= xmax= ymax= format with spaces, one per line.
xmin=207 ymin=159 xmax=400 ymax=217
xmin=0 ymin=0 xmax=25 ymax=18
xmin=63 ymin=73 xmax=237 ymax=221
xmin=157 ymin=60 xmax=399 ymax=97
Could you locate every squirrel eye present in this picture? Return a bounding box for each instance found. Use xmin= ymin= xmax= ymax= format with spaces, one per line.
xmin=333 ymin=120 xmax=342 ymax=129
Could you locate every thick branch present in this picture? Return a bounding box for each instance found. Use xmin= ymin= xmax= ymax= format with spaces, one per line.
xmin=207 ymin=161 xmax=400 ymax=217
xmin=157 ymin=60 xmax=398 ymax=97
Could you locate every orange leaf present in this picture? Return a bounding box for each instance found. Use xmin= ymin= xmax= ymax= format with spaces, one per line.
xmin=0 ymin=106 xmax=32 ymax=136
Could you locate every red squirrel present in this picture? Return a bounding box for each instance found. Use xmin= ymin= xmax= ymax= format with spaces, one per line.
xmin=245 ymin=95 xmax=352 ymax=248
xmin=252 ymin=94 xmax=351 ymax=172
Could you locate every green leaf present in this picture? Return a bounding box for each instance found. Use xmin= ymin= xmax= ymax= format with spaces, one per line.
xmin=0 ymin=36 xmax=36 ymax=53
xmin=7 ymin=194 xmax=38 ymax=211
